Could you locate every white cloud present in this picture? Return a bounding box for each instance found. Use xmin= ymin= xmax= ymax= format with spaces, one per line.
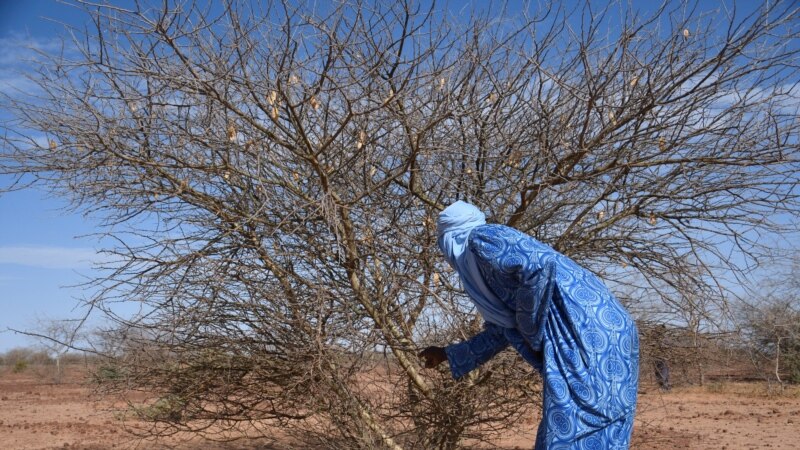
xmin=0 ymin=35 xmax=76 ymax=98
xmin=0 ymin=246 xmax=106 ymax=269
xmin=0 ymin=70 xmax=39 ymax=94
xmin=0 ymin=35 xmax=64 ymax=67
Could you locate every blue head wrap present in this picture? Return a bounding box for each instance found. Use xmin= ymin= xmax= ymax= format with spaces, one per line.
xmin=437 ymin=201 xmax=516 ymax=328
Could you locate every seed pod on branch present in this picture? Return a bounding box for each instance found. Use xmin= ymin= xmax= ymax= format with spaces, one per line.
xmin=227 ymin=123 xmax=237 ymax=143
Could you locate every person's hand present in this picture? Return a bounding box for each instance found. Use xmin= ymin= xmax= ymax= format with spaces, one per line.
xmin=418 ymin=346 xmax=447 ymax=368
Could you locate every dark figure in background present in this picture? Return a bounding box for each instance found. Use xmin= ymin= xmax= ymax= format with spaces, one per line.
xmin=652 ymin=324 xmax=671 ymax=391
xmin=654 ymin=358 xmax=671 ymax=391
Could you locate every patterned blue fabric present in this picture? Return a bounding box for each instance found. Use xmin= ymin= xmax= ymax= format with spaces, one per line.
xmin=443 ymin=224 xmax=639 ymax=450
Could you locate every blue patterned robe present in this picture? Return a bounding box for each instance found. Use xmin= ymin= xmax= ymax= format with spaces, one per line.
xmin=444 ymin=224 xmax=639 ymax=449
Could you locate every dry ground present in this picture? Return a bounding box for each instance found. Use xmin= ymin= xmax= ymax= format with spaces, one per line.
xmin=1 ymin=366 xmax=798 ymax=449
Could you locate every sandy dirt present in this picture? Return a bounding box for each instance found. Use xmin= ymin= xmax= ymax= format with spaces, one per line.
xmin=631 ymin=384 xmax=799 ymax=450
xmin=1 ymin=366 xmax=798 ymax=449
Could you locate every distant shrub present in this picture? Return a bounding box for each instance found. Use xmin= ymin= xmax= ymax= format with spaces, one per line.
xmin=94 ymin=364 xmax=124 ymax=382
xmin=3 ymin=348 xmax=33 ymax=365
xmin=29 ymin=351 xmax=53 ymax=365
xmin=60 ymin=353 xmax=79 ymax=365
xmin=13 ymin=360 xmax=28 ymax=373
xmin=786 ymin=351 xmax=800 ymax=385
xmin=0 ymin=347 xmax=55 ymax=377
xmin=137 ymin=395 xmax=185 ymax=422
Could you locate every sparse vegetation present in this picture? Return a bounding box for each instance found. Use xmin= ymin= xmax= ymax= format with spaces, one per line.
xmin=739 ymin=268 xmax=800 ymax=387
xmin=136 ymin=395 xmax=186 ymax=423
xmin=93 ymin=364 xmax=124 ymax=383
xmin=1 ymin=365 xmax=800 ymax=449
xmin=1 ymin=348 xmax=53 ymax=373
xmin=2 ymin=0 xmax=799 ymax=448
xmin=12 ymin=360 xmax=28 ymax=374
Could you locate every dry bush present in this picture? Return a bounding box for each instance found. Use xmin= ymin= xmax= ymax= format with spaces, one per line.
xmin=0 ymin=348 xmax=53 ymax=376
xmin=739 ymin=285 xmax=800 ymax=386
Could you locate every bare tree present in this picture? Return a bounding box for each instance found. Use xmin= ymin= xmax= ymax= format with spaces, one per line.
xmin=32 ymin=318 xmax=83 ymax=383
xmin=2 ymin=0 xmax=799 ymax=447
xmin=6 ymin=318 xmax=87 ymax=383
xmin=740 ymin=298 xmax=800 ymax=386
xmin=739 ymin=259 xmax=800 ymax=387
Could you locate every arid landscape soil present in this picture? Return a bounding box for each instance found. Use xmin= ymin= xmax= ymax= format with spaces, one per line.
xmin=1 ymin=365 xmax=798 ymax=449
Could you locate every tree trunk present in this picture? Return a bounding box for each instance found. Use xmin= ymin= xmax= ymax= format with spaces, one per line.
xmin=775 ymin=338 xmax=783 ymax=387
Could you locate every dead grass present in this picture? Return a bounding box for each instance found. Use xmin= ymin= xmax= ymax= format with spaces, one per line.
xmin=695 ymin=381 xmax=800 ymax=398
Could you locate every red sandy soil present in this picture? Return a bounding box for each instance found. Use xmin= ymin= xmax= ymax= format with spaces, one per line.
xmin=630 ymin=383 xmax=799 ymax=450
xmin=1 ymin=366 xmax=798 ymax=449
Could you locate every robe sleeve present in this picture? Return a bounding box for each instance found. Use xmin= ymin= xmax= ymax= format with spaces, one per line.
xmin=444 ymin=323 xmax=509 ymax=379
xmin=502 ymin=328 xmax=545 ymax=372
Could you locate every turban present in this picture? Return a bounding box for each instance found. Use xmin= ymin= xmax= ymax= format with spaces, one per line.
xmin=437 ymin=201 xmax=515 ymax=328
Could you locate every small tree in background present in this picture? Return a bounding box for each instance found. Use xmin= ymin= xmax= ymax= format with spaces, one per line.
xmin=31 ymin=319 xmax=85 ymax=383
xmin=2 ymin=0 xmax=800 ymax=447
xmin=740 ymin=265 xmax=800 ymax=386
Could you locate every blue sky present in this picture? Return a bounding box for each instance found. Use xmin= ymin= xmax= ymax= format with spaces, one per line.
xmin=0 ymin=1 xmax=105 ymax=351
